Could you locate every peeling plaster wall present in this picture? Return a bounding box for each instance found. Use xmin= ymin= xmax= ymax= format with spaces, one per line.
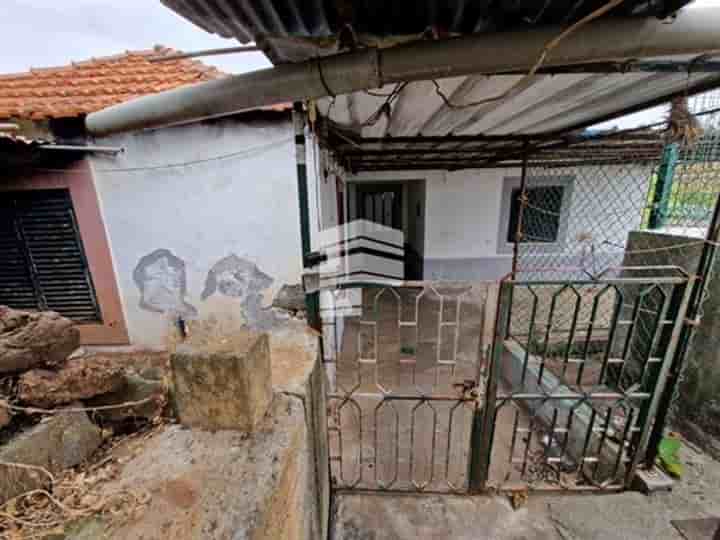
xmin=89 ymin=115 xmax=303 ymax=347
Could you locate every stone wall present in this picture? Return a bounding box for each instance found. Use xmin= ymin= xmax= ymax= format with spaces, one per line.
xmin=61 ymin=320 xmax=330 ymax=540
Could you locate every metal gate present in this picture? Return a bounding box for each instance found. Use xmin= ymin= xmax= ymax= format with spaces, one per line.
xmin=322 ymin=282 xmax=491 ymax=493
xmin=321 ymin=271 xmax=693 ymax=493
xmin=481 ymin=270 xmax=693 ymax=491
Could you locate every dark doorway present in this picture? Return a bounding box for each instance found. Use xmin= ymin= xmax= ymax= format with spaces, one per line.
xmin=356 ymin=183 xmax=402 ymax=230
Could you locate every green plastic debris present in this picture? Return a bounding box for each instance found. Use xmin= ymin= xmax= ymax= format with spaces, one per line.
xmin=658 ymin=436 xmax=684 ymax=478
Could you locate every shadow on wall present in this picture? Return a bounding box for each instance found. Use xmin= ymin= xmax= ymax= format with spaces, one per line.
xmin=133 ymin=250 xmax=280 ymax=331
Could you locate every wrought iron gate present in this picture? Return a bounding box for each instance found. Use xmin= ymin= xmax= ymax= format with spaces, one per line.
xmin=321 ymin=271 xmax=693 ymax=493
xmin=480 ymin=270 xmax=693 ymax=491
xmin=322 ymin=282 xmax=490 ymax=493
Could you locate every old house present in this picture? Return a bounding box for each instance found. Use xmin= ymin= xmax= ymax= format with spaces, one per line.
xmin=0 ymin=48 xmax=298 ymax=348
xmin=4 ymin=0 xmax=720 ymax=518
xmin=83 ymin=0 xmax=720 ymax=505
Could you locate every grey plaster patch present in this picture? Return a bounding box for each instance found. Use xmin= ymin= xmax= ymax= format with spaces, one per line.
xmin=133 ymin=249 xmax=197 ymax=317
xmin=201 ymin=254 xmax=277 ymax=329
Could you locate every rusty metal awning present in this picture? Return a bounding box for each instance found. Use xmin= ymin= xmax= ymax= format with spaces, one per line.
xmin=159 ymin=0 xmax=692 ymax=64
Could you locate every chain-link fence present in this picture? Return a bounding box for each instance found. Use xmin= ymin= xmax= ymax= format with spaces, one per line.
xmin=507 ymin=88 xmax=720 ymax=467
xmin=655 ymin=90 xmax=720 ymax=233
xmin=661 ymin=90 xmax=720 ymax=444
xmin=514 ymin=89 xmax=720 ymax=281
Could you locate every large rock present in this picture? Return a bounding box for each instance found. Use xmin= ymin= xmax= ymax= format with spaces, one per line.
xmin=0 ymin=401 xmax=10 ymax=429
xmin=18 ymin=356 xmax=125 ymax=408
xmin=86 ymin=373 xmax=166 ymax=423
xmin=0 ymin=405 xmax=101 ymax=504
xmin=170 ymin=332 xmax=272 ymax=432
xmin=0 ymin=306 xmax=79 ymax=373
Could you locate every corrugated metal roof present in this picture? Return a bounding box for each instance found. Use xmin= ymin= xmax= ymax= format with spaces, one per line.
xmin=157 ymin=0 xmax=720 ymax=173
xmin=316 ymin=66 xmax=720 ymax=139
xmin=160 ymin=0 xmax=691 ymax=64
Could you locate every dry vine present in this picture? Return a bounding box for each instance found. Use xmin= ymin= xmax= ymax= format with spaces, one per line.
xmin=0 ymin=420 xmax=166 ymax=539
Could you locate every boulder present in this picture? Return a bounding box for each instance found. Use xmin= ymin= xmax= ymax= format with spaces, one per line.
xmin=0 ymin=401 xmax=10 ymax=429
xmin=0 ymin=404 xmax=101 ymax=504
xmin=0 ymin=306 xmax=79 ymax=373
xmin=272 ymin=284 xmax=306 ymax=313
xmin=170 ymin=332 xmax=272 ymax=432
xmin=18 ymin=356 xmax=125 ymax=409
xmin=85 ymin=373 xmax=166 ymax=423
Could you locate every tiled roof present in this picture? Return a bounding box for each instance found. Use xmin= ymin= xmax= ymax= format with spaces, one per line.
xmin=0 ymin=46 xmax=226 ymax=121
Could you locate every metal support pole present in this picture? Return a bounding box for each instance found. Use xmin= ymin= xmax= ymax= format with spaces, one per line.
xmin=645 ymin=191 xmax=720 ymax=466
xmin=470 ymin=279 xmax=513 ymax=492
xmin=627 ymin=276 xmax=695 ymax=481
xmin=648 ymin=143 xmax=679 ymax=229
xmin=294 ymin=102 xmax=311 ymax=263
xmin=511 ymin=144 xmax=530 ymax=278
xmin=293 ymin=102 xmax=321 ymax=330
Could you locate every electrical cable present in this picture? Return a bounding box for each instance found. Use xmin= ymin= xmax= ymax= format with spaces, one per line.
xmin=14 ymin=136 xmax=293 ymax=174
xmin=431 ymin=0 xmax=628 ymax=110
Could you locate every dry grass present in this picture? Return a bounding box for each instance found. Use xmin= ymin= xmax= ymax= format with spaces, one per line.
xmin=0 ymin=420 xmax=167 ymax=539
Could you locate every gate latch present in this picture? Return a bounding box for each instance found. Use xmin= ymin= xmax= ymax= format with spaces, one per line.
xmin=453 ymin=379 xmax=478 ymax=398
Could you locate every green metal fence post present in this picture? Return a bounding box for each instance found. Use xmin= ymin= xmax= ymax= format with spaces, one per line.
xmin=293 ymin=102 xmax=321 ymax=330
xmin=648 ymin=143 xmax=679 ymax=229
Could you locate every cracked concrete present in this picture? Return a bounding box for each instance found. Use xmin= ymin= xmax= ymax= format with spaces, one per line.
xmin=332 ymin=439 xmax=720 ymax=540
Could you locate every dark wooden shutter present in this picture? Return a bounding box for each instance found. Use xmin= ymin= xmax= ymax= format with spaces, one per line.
xmin=0 ymin=189 xmax=101 ymax=323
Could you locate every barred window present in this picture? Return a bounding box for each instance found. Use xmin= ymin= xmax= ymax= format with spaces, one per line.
xmin=507 ymin=185 xmax=565 ymax=244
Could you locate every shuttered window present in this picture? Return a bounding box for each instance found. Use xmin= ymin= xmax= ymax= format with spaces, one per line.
xmin=0 ymin=189 xmax=101 ymax=323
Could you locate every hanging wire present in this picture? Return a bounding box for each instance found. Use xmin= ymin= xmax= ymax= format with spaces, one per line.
xmin=360 ymin=82 xmax=408 ymax=127
xmin=430 ymin=0 xmax=628 ymax=109
xmin=10 ymin=137 xmax=293 ymax=175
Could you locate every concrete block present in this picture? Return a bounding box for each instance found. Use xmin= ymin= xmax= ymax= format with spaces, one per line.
xmin=632 ymin=467 xmax=675 ymax=493
xmin=170 ymin=332 xmax=272 ymax=431
xmin=0 ymin=405 xmax=102 ymax=504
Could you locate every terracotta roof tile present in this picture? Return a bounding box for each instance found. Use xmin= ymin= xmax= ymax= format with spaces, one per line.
xmin=0 ymin=46 xmax=226 ymax=120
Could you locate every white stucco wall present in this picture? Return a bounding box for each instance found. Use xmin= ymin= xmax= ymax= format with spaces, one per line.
xmin=351 ymin=165 xmax=651 ymax=280
xmin=89 ymin=114 xmax=303 ymax=347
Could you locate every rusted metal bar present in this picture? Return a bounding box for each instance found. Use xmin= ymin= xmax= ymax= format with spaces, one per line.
xmin=148 ymin=45 xmax=260 ymax=62
xmin=646 ymin=190 xmax=720 ymax=466
xmin=626 ymin=276 xmax=695 ymax=483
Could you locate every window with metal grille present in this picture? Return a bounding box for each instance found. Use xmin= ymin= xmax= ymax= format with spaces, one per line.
xmin=0 ymin=189 xmax=101 ymax=322
xmin=506 ymin=185 xmax=565 ymax=244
